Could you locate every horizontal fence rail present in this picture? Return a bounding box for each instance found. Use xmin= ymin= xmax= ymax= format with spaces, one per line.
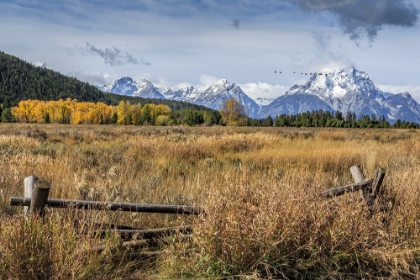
xmin=320 ymin=179 xmax=373 ymax=198
xmin=10 ymin=197 xmax=203 ymax=215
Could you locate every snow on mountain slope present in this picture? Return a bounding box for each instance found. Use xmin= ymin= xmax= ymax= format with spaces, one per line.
xmin=133 ymin=79 xmax=165 ymax=99
xmin=257 ymin=93 xmax=333 ymax=118
xmin=99 ymin=77 xmax=259 ymax=117
xmin=99 ymin=77 xmax=165 ymax=99
xmin=258 ymin=67 xmax=420 ymax=123
xmin=194 ymin=79 xmax=260 ymax=118
xmin=171 ymin=86 xmax=202 ymax=101
xmin=382 ymin=92 xmax=420 ymax=122
xmin=100 ymin=77 xmax=138 ymax=95
xmin=97 ymin=70 xmax=420 ymax=123
xmin=254 ymin=97 xmax=274 ymax=106
xmin=285 ymin=68 xmax=383 ymax=109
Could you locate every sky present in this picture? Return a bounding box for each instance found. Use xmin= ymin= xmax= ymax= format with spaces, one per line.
xmin=1 ymin=0 xmax=420 ymax=102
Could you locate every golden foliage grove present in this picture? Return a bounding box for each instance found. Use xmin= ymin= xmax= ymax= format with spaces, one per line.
xmin=11 ymin=99 xmax=171 ymax=125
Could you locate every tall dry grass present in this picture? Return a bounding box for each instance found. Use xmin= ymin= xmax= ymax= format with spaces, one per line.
xmin=0 ymin=124 xmax=419 ymax=278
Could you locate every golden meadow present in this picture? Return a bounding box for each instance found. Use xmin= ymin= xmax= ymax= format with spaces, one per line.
xmin=0 ymin=123 xmax=419 ymax=279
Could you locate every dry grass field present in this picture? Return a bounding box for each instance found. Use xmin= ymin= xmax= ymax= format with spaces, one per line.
xmin=0 ymin=123 xmax=419 ymax=279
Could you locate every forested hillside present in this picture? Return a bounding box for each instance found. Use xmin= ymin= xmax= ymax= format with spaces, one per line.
xmin=0 ymin=50 xmax=214 ymax=111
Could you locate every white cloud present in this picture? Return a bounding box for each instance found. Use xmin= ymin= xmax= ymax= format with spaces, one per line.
xmin=171 ymin=82 xmax=194 ymax=91
xmin=32 ymin=61 xmax=47 ymax=68
xmin=238 ymin=82 xmax=289 ymax=99
xmin=292 ymin=31 xmax=355 ymax=73
xmin=147 ymin=74 xmax=223 ymax=92
xmin=198 ymin=74 xmax=222 ymax=90
xmin=67 ymin=71 xmax=112 ymax=86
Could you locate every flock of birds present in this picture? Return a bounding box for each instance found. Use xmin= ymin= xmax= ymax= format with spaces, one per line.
xmin=274 ymin=71 xmax=349 ymax=78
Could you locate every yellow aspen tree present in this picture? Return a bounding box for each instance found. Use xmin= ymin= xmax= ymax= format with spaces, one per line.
xmin=95 ymin=102 xmax=112 ymax=124
xmin=155 ymin=104 xmax=171 ymax=116
xmin=32 ymin=100 xmax=47 ymax=123
xmin=117 ymin=100 xmax=131 ymax=125
xmin=88 ymin=102 xmax=102 ymax=124
xmin=57 ymin=99 xmax=72 ymax=124
xmin=47 ymin=101 xmax=60 ymax=123
xmin=130 ymin=103 xmax=142 ymax=125
xmin=72 ymin=102 xmax=88 ymax=124
xmin=220 ymin=98 xmax=247 ymax=126
xmin=11 ymin=101 xmax=30 ymax=122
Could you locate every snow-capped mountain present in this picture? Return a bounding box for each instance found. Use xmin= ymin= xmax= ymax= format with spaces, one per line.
xmin=258 ymin=93 xmax=334 ymax=117
xmin=382 ymin=92 xmax=420 ymax=122
xmin=156 ymin=87 xmax=174 ymax=98
xmin=99 ymin=77 xmax=138 ymax=95
xmin=169 ymin=86 xmax=202 ymax=102
xmin=98 ymin=77 xmax=165 ymax=99
xmin=98 ymin=78 xmax=260 ymax=117
xmin=134 ymin=79 xmax=165 ymax=99
xmin=194 ymin=79 xmax=260 ymax=117
xmin=258 ymin=67 xmax=420 ymax=123
xmin=96 ymin=69 xmax=420 ymax=123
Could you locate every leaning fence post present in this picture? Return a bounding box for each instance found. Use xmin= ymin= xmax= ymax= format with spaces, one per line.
xmin=24 ymin=176 xmax=38 ymax=217
xmin=349 ymin=165 xmax=375 ymax=209
xmin=29 ymin=179 xmax=50 ymax=218
xmin=371 ymin=168 xmax=386 ymax=199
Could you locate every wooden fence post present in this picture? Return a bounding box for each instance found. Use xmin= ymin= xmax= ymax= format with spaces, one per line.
xmin=24 ymin=176 xmax=38 ymax=217
xmin=349 ymin=165 xmax=369 ymax=205
xmin=29 ymin=179 xmax=50 ymax=218
xmin=371 ymin=168 xmax=386 ymax=199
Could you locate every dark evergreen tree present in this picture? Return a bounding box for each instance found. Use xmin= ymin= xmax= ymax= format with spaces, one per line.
xmin=1 ymin=108 xmax=14 ymax=122
xmin=262 ymin=116 xmax=273 ymax=127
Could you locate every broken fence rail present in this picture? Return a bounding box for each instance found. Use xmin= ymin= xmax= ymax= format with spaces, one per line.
xmin=320 ymin=178 xmax=374 ymax=198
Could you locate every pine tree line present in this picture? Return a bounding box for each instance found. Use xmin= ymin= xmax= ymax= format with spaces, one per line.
xmin=255 ymin=110 xmax=419 ymax=129
xmin=4 ymin=99 xmax=419 ymax=128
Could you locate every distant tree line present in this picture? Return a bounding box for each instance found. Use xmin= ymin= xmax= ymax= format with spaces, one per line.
xmin=255 ymin=110 xmax=419 ymax=129
xmin=4 ymin=99 xmax=419 ymax=128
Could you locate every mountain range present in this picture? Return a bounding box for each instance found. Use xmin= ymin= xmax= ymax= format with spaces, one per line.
xmin=97 ymin=78 xmax=260 ymax=118
xmin=96 ymin=67 xmax=420 ymax=124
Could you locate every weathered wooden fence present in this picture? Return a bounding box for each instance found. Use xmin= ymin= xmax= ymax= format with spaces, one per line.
xmin=10 ymin=176 xmax=202 ymax=259
xmin=12 ymin=175 xmax=202 ymax=217
xmin=9 ymin=165 xmax=388 ymax=259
